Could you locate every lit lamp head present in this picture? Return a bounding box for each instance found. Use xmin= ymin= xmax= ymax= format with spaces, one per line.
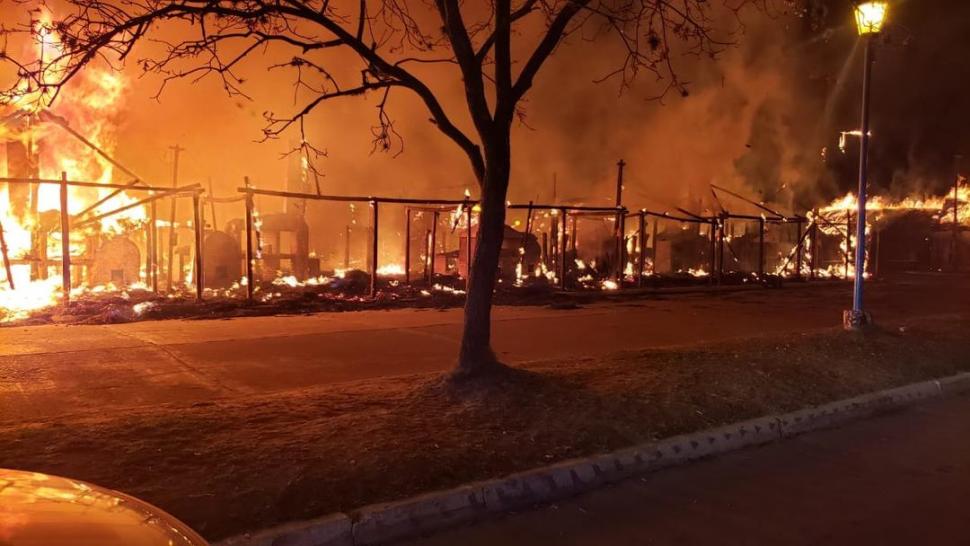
xmin=854 ymin=1 xmax=889 ymax=36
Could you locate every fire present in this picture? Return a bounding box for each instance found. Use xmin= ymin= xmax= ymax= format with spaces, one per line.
xmin=600 ymin=279 xmax=619 ymax=290
xmin=819 ymin=184 xmax=970 ymax=226
xmin=0 ymin=7 xmax=142 ymax=321
xmin=376 ymin=263 xmax=405 ymax=277
xmin=801 ymin=184 xmax=970 ymax=279
xmin=679 ymin=267 xmax=709 ymax=277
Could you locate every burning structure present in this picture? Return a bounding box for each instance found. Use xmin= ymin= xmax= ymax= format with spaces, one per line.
xmin=1 ymin=7 xmax=968 ymax=326
xmin=813 ymin=184 xmax=970 ymax=277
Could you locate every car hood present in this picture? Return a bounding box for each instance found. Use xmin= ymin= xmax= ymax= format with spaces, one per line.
xmin=0 ymin=468 xmax=208 ymax=546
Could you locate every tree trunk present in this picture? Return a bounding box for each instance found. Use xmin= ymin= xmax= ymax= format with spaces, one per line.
xmin=455 ymin=137 xmax=511 ymax=378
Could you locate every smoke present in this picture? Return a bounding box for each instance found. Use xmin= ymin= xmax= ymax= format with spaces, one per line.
xmin=70 ymin=6 xmax=825 ymax=200
xmin=0 ymin=1 xmax=847 ymax=228
xmin=516 ymin=2 xmax=823 ymax=215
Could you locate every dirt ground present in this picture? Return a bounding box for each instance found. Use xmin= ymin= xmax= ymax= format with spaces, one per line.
xmin=1 ymin=314 xmax=968 ymax=541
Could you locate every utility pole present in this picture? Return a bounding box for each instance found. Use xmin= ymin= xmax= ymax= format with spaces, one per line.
xmin=166 ymin=145 xmax=185 ymax=291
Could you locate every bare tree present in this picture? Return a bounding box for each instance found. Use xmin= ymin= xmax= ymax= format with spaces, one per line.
xmin=1 ymin=0 xmax=764 ymax=379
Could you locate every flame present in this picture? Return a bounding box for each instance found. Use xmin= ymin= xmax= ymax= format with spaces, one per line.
xmin=819 ymin=184 xmax=969 ymax=225
xmin=376 ymin=263 xmax=405 ymax=277
xmin=1 ymin=7 xmax=136 ymax=321
xmin=807 ymin=184 xmax=969 ymax=279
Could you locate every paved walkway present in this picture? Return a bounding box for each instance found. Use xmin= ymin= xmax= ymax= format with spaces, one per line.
xmin=1 ymin=274 xmax=966 ymax=423
xmin=404 ymin=394 xmax=970 ymax=546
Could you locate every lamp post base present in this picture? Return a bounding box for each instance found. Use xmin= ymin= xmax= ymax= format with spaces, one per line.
xmin=843 ymin=309 xmax=873 ymax=330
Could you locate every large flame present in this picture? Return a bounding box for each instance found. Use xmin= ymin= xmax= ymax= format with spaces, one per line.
xmin=806 ymin=182 xmax=970 ymax=279
xmin=1 ymin=8 xmax=142 ymax=321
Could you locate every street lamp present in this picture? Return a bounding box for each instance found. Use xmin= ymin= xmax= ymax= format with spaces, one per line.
xmin=855 ymin=2 xmax=888 ymax=35
xmin=844 ymin=1 xmax=888 ymax=330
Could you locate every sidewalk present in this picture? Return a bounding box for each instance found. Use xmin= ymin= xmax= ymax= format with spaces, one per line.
xmin=403 ymin=394 xmax=970 ymax=546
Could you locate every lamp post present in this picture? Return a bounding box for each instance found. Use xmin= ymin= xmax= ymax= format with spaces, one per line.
xmin=844 ymin=1 xmax=888 ymax=330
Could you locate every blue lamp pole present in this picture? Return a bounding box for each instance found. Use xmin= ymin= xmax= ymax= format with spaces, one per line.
xmin=844 ymin=1 xmax=888 ymax=330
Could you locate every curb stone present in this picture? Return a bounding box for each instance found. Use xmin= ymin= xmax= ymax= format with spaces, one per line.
xmin=218 ymin=513 xmax=352 ymax=546
xmin=216 ymin=371 xmax=970 ymax=546
xmin=938 ymin=372 xmax=970 ymax=395
xmin=352 ymin=485 xmax=486 ymax=545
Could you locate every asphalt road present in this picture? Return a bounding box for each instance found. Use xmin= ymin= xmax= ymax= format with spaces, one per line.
xmin=403 ymin=393 xmax=970 ymax=546
xmin=0 ymin=274 xmax=967 ymax=423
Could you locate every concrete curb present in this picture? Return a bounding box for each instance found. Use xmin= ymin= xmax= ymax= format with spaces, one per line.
xmin=216 ymin=371 xmax=970 ymax=546
xmin=219 ymin=513 xmax=352 ymax=546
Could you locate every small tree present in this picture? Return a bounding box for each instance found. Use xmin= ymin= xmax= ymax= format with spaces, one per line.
xmin=2 ymin=0 xmax=762 ymax=378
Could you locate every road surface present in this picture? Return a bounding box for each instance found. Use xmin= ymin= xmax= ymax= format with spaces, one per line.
xmin=1 ymin=274 xmax=967 ymax=423
xmin=404 ymin=393 xmax=970 ymax=546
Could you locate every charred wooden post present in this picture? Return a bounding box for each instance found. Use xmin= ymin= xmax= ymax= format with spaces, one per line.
xmin=571 ymin=214 xmax=578 ymax=255
xmin=149 ymin=198 xmax=158 ymax=293
xmin=166 ymin=145 xmax=184 ymax=292
xmin=404 ymin=207 xmax=411 ymax=285
xmin=559 ymin=208 xmax=567 ymax=290
xmin=758 ymin=217 xmax=766 ymax=280
xmin=440 ymin=221 xmax=449 ymax=266
xmin=370 ymin=201 xmax=379 ymax=297
xmin=59 ymin=172 xmax=71 ymax=303
xmin=192 ymin=192 xmax=204 ymax=301
xmin=366 ymin=226 xmax=374 ymax=274
xmin=616 ymin=212 xmax=627 ymax=284
xmin=637 ymin=212 xmax=646 ymax=287
xmin=708 ymin=220 xmax=717 ymax=285
xmin=717 ymin=216 xmax=725 ymax=284
xmin=650 ymin=215 xmax=658 ymax=275
xmin=244 ymin=180 xmax=256 ymax=301
xmin=465 ymin=203 xmax=472 ymax=283
xmin=547 ymin=219 xmax=555 ymax=274
xmin=0 ymin=220 xmax=14 ymax=290
xmin=794 ymin=219 xmax=805 ymax=279
xmin=144 ymin=222 xmax=151 ymax=288
xmin=520 ymin=201 xmax=534 ymax=277
xmin=424 ymin=229 xmax=432 ymax=282
xmin=429 ymin=211 xmax=438 ymax=282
